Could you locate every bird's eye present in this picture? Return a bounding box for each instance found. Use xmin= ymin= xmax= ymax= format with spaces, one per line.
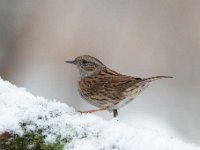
xmin=82 ymin=60 xmax=88 ymax=65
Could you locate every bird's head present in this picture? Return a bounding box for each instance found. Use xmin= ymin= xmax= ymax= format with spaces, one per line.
xmin=65 ymin=55 xmax=105 ymax=78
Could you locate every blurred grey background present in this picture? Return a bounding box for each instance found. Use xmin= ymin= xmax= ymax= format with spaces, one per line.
xmin=0 ymin=0 xmax=200 ymax=146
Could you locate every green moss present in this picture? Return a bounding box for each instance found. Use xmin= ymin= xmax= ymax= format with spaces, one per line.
xmin=0 ymin=122 xmax=66 ymax=150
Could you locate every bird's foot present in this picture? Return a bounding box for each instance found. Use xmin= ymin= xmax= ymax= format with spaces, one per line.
xmin=78 ymin=108 xmax=106 ymax=114
xmin=113 ymin=109 xmax=118 ymax=118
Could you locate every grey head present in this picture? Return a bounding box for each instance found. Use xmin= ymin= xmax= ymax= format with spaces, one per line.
xmin=65 ymin=55 xmax=105 ymax=78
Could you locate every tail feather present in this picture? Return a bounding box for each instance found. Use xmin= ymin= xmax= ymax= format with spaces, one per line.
xmin=143 ymin=76 xmax=173 ymax=82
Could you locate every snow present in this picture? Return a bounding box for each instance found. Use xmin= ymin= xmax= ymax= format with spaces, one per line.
xmin=0 ymin=77 xmax=199 ymax=150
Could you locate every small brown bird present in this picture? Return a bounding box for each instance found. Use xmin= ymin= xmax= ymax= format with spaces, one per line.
xmin=66 ymin=55 xmax=172 ymax=117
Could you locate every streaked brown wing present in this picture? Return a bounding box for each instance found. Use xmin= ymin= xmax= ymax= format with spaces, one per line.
xmin=79 ymin=68 xmax=141 ymax=100
xmin=95 ymin=68 xmax=141 ymax=91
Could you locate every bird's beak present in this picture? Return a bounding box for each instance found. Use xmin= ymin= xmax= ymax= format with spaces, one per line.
xmin=65 ymin=60 xmax=75 ymax=64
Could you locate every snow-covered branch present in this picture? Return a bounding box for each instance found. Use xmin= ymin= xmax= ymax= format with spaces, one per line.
xmin=0 ymin=78 xmax=199 ymax=150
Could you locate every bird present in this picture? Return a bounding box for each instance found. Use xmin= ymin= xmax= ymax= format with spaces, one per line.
xmin=65 ymin=55 xmax=172 ymax=117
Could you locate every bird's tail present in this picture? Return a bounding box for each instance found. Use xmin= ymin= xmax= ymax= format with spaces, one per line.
xmin=143 ymin=76 xmax=173 ymax=82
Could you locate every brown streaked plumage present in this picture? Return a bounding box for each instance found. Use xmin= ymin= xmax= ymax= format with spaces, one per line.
xmin=65 ymin=55 xmax=172 ymax=117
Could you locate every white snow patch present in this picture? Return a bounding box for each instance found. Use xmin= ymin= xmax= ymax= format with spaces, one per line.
xmin=0 ymin=77 xmax=199 ymax=150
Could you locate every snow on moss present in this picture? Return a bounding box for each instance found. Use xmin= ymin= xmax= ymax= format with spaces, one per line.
xmin=0 ymin=77 xmax=199 ymax=150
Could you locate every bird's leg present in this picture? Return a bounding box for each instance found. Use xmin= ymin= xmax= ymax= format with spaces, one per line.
xmin=78 ymin=108 xmax=106 ymax=114
xmin=113 ymin=109 xmax=118 ymax=117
